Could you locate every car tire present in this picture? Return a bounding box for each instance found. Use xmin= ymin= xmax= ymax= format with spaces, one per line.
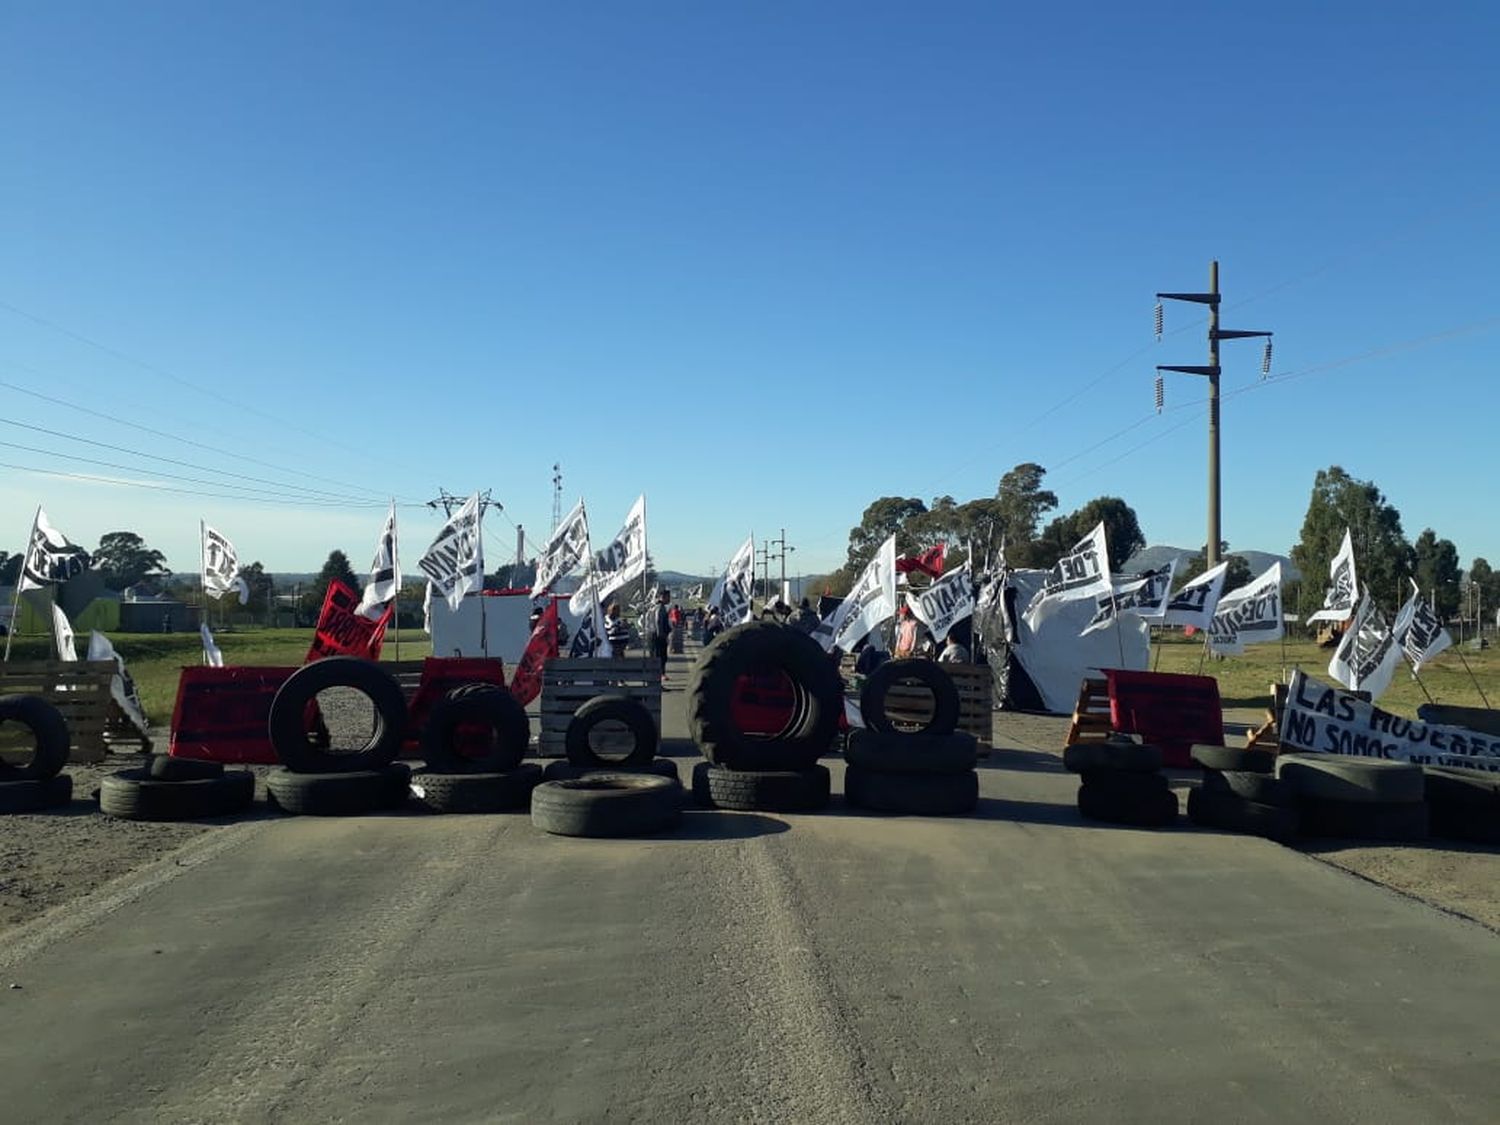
xmin=564 ymin=695 xmax=658 ymax=768
xmin=691 ymin=761 xmax=831 ymax=812
xmin=0 ymin=695 xmax=70 ymax=780
xmin=0 ymin=773 xmax=73 ymax=814
xmin=1276 ymin=753 xmax=1425 ymax=804
xmin=1077 ymin=781 xmax=1177 ymax=827
xmin=146 ymin=754 xmax=226 ymax=782
xmin=99 ymin=769 xmax=255 ymax=821
xmin=1190 ymin=745 xmax=1275 ymax=774
xmin=859 ymin=659 xmax=960 ymax=737
xmin=530 ymin=775 xmax=683 ymax=837
xmin=1297 ymin=796 xmax=1429 ymax=841
xmin=268 ymin=657 xmax=407 ymax=773
xmin=420 ymin=684 xmax=530 ymax=773
xmin=1063 ymin=741 xmax=1164 ymax=774
xmin=1200 ymin=769 xmax=1293 ymax=807
xmin=543 ymin=758 xmax=681 ymax=783
xmin=1187 ymin=786 xmax=1299 ymax=842
xmin=843 ymin=765 xmax=978 ymax=816
xmin=266 ymin=762 xmax=412 ymax=816
xmin=844 ymin=728 xmax=978 ymax=775
xmin=409 ymin=764 xmax=543 ymax=814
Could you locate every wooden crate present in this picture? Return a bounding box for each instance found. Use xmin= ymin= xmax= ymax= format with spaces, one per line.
xmin=1064 ymin=677 xmax=1113 ymax=747
xmin=877 ymin=663 xmax=993 ymax=753
xmin=0 ymin=660 xmax=136 ymax=763
xmin=538 ymin=657 xmax=662 ymax=758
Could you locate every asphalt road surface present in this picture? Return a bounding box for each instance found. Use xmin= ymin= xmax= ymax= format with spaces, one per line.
xmin=1 ymin=673 xmax=1497 ymax=1123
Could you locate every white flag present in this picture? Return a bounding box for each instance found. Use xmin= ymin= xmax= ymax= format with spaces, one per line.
xmin=569 ymin=495 xmax=647 ymax=615
xmin=1024 ymin=521 xmax=1111 ymax=629
xmin=1328 ymin=591 xmax=1402 ymax=701
xmin=815 ymin=535 xmax=898 ymax=652
xmin=1208 ymin=562 xmax=1284 ymax=656
xmin=531 ymin=499 xmax=590 ymax=599
xmin=1082 ymin=562 xmax=1177 ymax=637
xmin=418 ymin=493 xmax=485 ymax=612
xmin=906 ymin=563 xmax=974 ymax=642
xmin=1392 ymin=580 xmax=1453 ymax=673
xmin=200 ymin=622 xmax=224 ymax=667
xmin=1163 ymin=560 xmax=1229 ymax=630
xmin=707 ymin=536 xmax=755 ymax=627
xmin=87 ymin=631 xmax=149 ymax=733
xmin=51 ymin=600 xmax=77 ymax=661
xmin=358 ymin=502 xmax=401 ymax=620
xmin=201 ymin=522 xmax=243 ymax=601
xmin=569 ymin=597 xmax=613 ymax=658
xmin=19 ymin=508 xmax=91 ymax=592
xmin=1308 ymin=529 xmax=1358 ymax=623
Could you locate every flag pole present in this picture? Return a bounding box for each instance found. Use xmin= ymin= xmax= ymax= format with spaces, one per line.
xmin=1453 ymin=646 xmax=1492 ymax=708
xmin=4 ymin=506 xmax=41 ymax=663
xmin=200 ymin=520 xmax=210 ymax=664
xmin=391 ymin=500 xmax=400 ymax=664
xmin=1404 ymin=654 xmax=1436 ymax=705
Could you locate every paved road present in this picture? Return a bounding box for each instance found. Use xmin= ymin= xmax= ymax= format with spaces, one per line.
xmin=1 ymin=659 xmax=1497 ymax=1123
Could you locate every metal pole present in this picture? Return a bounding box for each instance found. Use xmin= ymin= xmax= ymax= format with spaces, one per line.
xmin=1207 ymin=259 xmax=1221 ymax=570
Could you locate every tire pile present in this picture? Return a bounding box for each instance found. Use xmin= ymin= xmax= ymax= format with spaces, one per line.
xmin=1065 ymin=738 xmax=1177 ymax=827
xmin=410 ymin=680 xmax=541 ymax=815
xmin=100 ymin=754 xmax=255 ymax=821
xmin=1186 ymin=745 xmax=1298 ymax=842
xmin=0 ymin=695 xmax=74 ymax=814
xmin=1275 ymin=753 xmax=1429 ymax=842
xmin=844 ymin=660 xmax=979 ymax=815
xmin=1423 ymin=765 xmax=1500 ymax=844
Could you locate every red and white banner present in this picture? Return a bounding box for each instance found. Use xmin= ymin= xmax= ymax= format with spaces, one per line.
xmin=306 ymin=579 xmax=394 ymax=663
xmin=509 ymin=598 xmax=559 ymax=706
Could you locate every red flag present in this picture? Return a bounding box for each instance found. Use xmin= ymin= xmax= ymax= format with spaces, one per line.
xmin=509 ymin=600 xmax=559 ymax=706
xmin=305 ymin=579 xmax=393 ymax=663
xmin=895 ymin=543 xmax=946 ymax=579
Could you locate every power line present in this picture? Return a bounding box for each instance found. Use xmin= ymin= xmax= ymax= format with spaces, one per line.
xmin=0 ymin=458 xmax=381 ymax=506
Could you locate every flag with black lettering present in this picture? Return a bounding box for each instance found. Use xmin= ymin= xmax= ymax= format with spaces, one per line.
xmin=18 ymin=508 xmax=91 ymax=591
xmin=1207 ymin=562 xmax=1284 ymax=655
xmin=418 ymin=492 xmax=484 ymax=611
xmin=1392 ymin=579 xmax=1453 ymax=672
xmin=569 ymin=495 xmax=646 ymax=615
xmin=201 ymin=522 xmax=245 ymax=602
xmin=358 ymin=502 xmax=401 ymax=620
xmin=709 ymin=536 xmax=755 ymax=627
xmin=87 ymin=631 xmax=149 ymax=734
xmin=1082 ymin=561 xmax=1176 ymax=637
xmin=531 ymin=499 xmax=589 ymax=599
xmin=905 ymin=563 xmax=974 ymax=642
xmin=1328 ymin=591 xmax=1401 ymax=700
xmin=1308 ymin=529 xmax=1358 ymax=623
xmin=815 ymin=535 xmax=898 ymax=652
xmin=1162 ymin=560 xmax=1228 ymax=629
xmin=569 ymin=596 xmax=613 ymax=658
xmin=1023 ymin=521 xmax=1111 ymax=629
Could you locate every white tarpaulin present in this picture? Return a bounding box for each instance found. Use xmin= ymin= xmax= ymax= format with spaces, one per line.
xmin=357 ymin=502 xmax=401 ymax=620
xmin=1081 ymin=562 xmax=1176 ymax=636
xmin=569 ymin=495 xmax=646 ymax=615
xmin=815 ymin=535 xmax=897 ymax=652
xmin=1308 ymin=529 xmax=1358 ymax=623
xmin=1282 ymin=669 xmax=1500 ymax=771
xmin=418 ymin=493 xmax=485 ymax=612
xmin=1162 ymin=560 xmax=1228 ymax=630
xmin=709 ymin=536 xmax=755 ymax=627
xmin=1023 ymin=521 xmax=1110 ymax=629
xmin=1392 ymin=579 xmax=1453 ymax=672
xmin=1328 ymin=591 xmax=1402 ymax=701
xmin=1207 ymin=562 xmax=1284 ymax=656
xmin=531 ymin=499 xmax=589 ymax=599
xmin=905 ymin=563 xmax=974 ymax=642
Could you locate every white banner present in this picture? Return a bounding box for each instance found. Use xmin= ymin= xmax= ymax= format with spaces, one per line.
xmin=357 ymin=502 xmax=401 ymax=620
xmin=1082 ymin=562 xmax=1176 ymax=636
xmin=906 ymin=563 xmax=974 ymax=642
xmin=569 ymin=596 xmax=613 ymax=658
xmin=815 ymin=535 xmax=898 ymax=652
xmin=1308 ymin=529 xmax=1358 ymax=623
xmin=1023 ymin=522 xmax=1111 ymax=629
xmin=1207 ymin=562 xmax=1284 ymax=655
xmin=1392 ymin=580 xmax=1453 ymax=673
xmin=51 ymin=600 xmax=77 ymax=661
xmin=418 ymin=492 xmax=485 ymax=612
xmin=201 ymin=522 xmax=243 ymax=601
xmin=709 ymin=536 xmax=755 ymax=627
xmin=87 ymin=631 xmax=149 ymax=733
xmin=569 ymin=495 xmax=647 ymax=615
xmin=19 ymin=508 xmax=91 ymax=591
xmin=531 ymin=499 xmax=589 ymax=599
xmin=1283 ymin=669 xmax=1500 ymax=771
xmin=200 ymin=622 xmax=224 ymax=667
xmin=1328 ymin=591 xmax=1401 ymax=701
xmin=1163 ymin=560 xmax=1228 ymax=630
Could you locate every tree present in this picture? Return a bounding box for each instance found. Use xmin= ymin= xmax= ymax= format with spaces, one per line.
xmin=303 ymin=550 xmax=360 ymax=617
xmin=93 ymin=531 xmax=171 ymax=592
xmin=844 ymin=497 xmax=928 ymax=575
xmin=1033 ymin=497 xmax=1146 ymax=571
xmin=1465 ymin=558 xmax=1500 ymax=622
xmin=1177 ymin=547 xmax=1254 ymax=596
xmin=1411 ymin=530 xmax=1461 ymax=619
xmin=994 ymin=463 xmax=1057 ymax=566
xmin=239 ymin=561 xmax=275 ymax=618
xmin=1290 ymin=466 xmax=1413 ymax=617
xmin=0 ymin=551 xmax=18 ymax=586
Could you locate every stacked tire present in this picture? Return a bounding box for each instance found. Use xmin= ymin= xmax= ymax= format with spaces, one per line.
xmin=1065 ymin=739 xmax=1177 ymax=827
xmin=0 ymin=695 xmax=74 ymax=814
xmin=1422 ymin=765 xmax=1500 ymax=844
xmin=100 ymin=754 xmax=256 ymax=821
xmin=410 ymin=681 xmax=541 ymax=814
xmin=687 ymin=622 xmax=839 ymax=812
xmin=265 ymin=657 xmax=413 ymax=816
xmin=1186 ymin=745 xmax=1299 ymax=842
xmin=844 ymin=660 xmax=978 ymax=815
xmin=1276 ymin=753 xmax=1428 ymax=842
xmin=542 ymin=694 xmax=678 ymax=783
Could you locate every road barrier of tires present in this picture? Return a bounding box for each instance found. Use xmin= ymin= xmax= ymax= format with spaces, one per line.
xmin=0 ymin=695 xmax=75 ymax=813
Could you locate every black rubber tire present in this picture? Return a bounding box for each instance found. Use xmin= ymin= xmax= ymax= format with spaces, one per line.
xmin=844 ymin=728 xmax=978 ymax=775
xmin=543 ymin=758 xmax=681 ymax=783
xmin=691 ymin=761 xmax=831 ymax=812
xmin=843 ymin=765 xmax=978 ymax=815
xmin=99 ymin=769 xmax=255 ymax=821
xmin=268 ymin=657 xmax=407 ymax=773
xmin=420 ymin=684 xmax=530 ymax=773
xmin=1429 ymin=801 xmax=1500 ymax=845
xmin=1077 ymin=781 xmax=1178 ymax=827
xmin=409 ymin=765 xmax=542 ymax=814
xmin=1276 ymin=753 xmax=1425 ymax=804
xmin=1421 ymin=765 xmax=1500 ymax=809
xmin=146 ymin=754 xmax=225 ymax=781
xmin=1187 ymin=786 xmax=1299 ymax=842
xmin=1190 ymin=745 xmax=1275 ymax=774
xmin=265 ymin=762 xmax=411 ymax=816
xmin=1201 ymin=769 xmax=1293 ymax=807
xmin=859 ymin=659 xmax=961 ymax=738
xmin=0 ymin=773 xmax=73 ymax=814
xmin=0 ymin=694 xmax=70 ymax=780
xmin=1297 ymin=796 xmax=1429 ymax=841
xmin=530 ymin=775 xmax=683 ymax=837
xmin=686 ymin=621 xmax=843 ymax=770
xmin=1077 ymin=768 xmax=1170 ymax=799
xmin=1063 ymin=742 xmax=1164 ymax=774
xmin=564 ymin=694 xmax=658 ymax=768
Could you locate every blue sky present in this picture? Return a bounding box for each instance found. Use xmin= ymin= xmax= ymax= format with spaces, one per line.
xmin=2 ymin=2 xmax=1496 ymax=582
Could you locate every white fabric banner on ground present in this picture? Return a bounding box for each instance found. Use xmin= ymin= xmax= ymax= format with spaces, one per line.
xmin=1282 ymin=669 xmax=1500 ymax=771
xmin=815 ymin=535 xmax=897 ymax=652
xmin=19 ymin=508 xmax=91 ymax=591
xmin=530 ymin=498 xmax=589 ymax=599
xmin=1082 ymin=562 xmax=1176 ymax=636
xmin=569 ymin=495 xmax=646 ymax=615
xmin=358 ymin=502 xmax=401 ymax=620
xmin=1162 ymin=561 xmax=1228 ymax=630
xmin=709 ymin=536 xmax=755 ymax=627
xmin=1023 ymin=521 xmax=1110 ymax=629
xmin=906 ymin=563 xmax=973 ymax=642
xmin=201 ymin=522 xmax=244 ymax=602
xmin=1327 ymin=591 xmax=1402 ymax=701
xmin=418 ymin=493 xmax=485 ymax=611
xmin=51 ymin=600 xmax=76 ymax=661
xmin=1308 ymin=529 xmax=1358 ymax=623
xmin=87 ymin=631 xmax=149 ymax=733
xmin=1207 ymin=562 xmax=1283 ymax=655
xmin=1392 ymin=580 xmax=1453 ymax=672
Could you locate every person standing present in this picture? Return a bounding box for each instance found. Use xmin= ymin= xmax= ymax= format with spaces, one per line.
xmin=605 ymin=602 xmax=631 ymax=657
xmin=790 ymin=597 xmax=819 ymax=634
xmin=645 ymin=588 xmax=672 ymax=682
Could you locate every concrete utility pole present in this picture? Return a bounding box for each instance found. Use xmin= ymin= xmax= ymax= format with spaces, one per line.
xmin=1156 ymin=261 xmax=1273 ymax=570
xmin=770 ymin=529 xmax=792 ymax=603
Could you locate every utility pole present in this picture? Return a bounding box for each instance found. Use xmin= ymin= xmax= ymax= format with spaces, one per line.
xmin=551 ymin=464 xmax=563 ymax=531
xmin=770 ymin=528 xmax=791 ymax=604
xmin=757 ymin=540 xmax=773 ymax=601
xmin=1156 ymin=261 xmax=1273 ymax=569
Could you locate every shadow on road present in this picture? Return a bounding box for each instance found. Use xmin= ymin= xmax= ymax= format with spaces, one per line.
xmin=665 ymin=809 xmax=790 ymax=841
xmin=977 ymin=748 xmax=1066 ymax=774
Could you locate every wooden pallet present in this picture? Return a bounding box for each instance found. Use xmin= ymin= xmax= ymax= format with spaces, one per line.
xmin=0 ymin=660 xmax=144 ymax=763
xmin=1064 ymin=677 xmax=1113 ymax=746
xmin=538 ymin=657 xmax=662 ymax=758
xmin=879 ymin=663 xmax=993 ymax=753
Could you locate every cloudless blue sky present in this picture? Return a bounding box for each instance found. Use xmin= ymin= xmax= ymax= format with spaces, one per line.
xmin=2 ymin=2 xmax=1497 ymax=583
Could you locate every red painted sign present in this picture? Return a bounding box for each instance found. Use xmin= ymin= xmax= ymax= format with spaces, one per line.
xmin=1105 ymin=668 xmax=1224 ymax=767
xmin=306 ymin=579 xmax=393 ymax=663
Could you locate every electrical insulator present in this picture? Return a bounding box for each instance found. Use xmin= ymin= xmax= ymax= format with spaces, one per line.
xmin=1261 ymin=339 xmax=1273 ymax=378
xmin=1154 ymin=302 xmax=1164 ymax=341
xmin=1154 ymin=375 xmax=1164 ymax=414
